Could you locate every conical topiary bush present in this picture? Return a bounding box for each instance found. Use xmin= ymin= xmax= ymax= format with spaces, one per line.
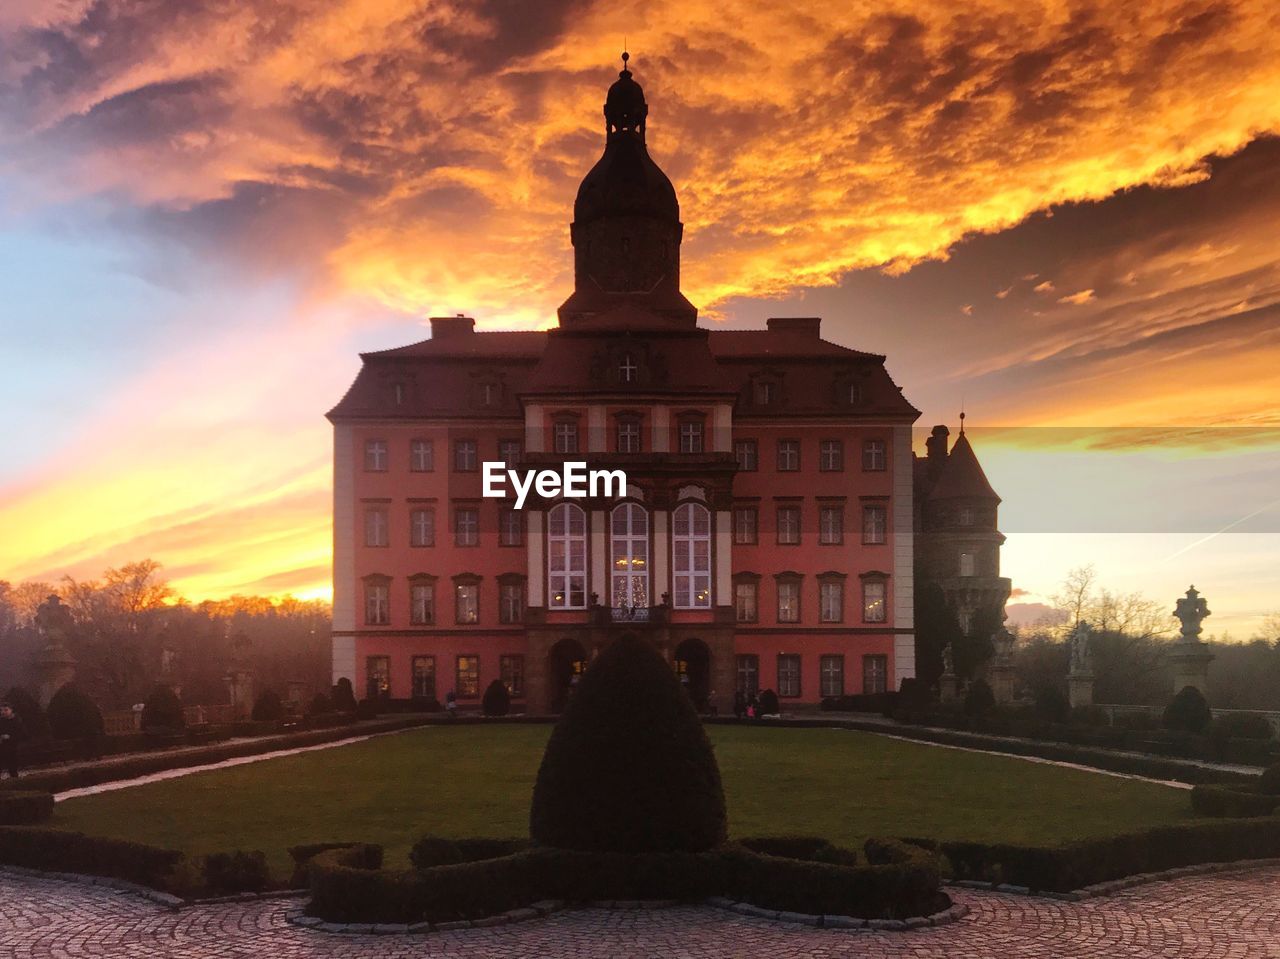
xmin=530 ymin=635 xmax=727 ymax=853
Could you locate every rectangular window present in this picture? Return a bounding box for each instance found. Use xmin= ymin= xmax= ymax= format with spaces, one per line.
xmin=410 ymin=508 xmax=435 ymax=547
xmin=820 ymin=655 xmax=845 ymax=698
xmin=959 ymin=506 xmax=975 ymax=526
xmin=454 ymin=439 xmax=478 ymax=472
xmin=455 ymin=507 xmax=479 ymax=547
xmin=959 ymin=551 xmax=976 ymax=577
xmin=754 ymin=380 xmax=775 ymax=406
xmin=777 ymin=654 xmax=801 ymax=698
xmin=499 ymin=508 xmax=523 ymax=546
xmin=554 ymin=419 xmax=579 ymax=454
xmin=617 ymin=419 xmax=642 ymax=453
xmin=671 ymin=503 xmax=712 ymax=609
xmin=455 ymin=583 xmax=479 ymax=624
xmin=364 ymin=439 xmax=387 ymax=471
xmin=862 ymin=580 xmax=887 ymax=623
xmin=734 ymin=581 xmax=758 ymax=622
xmin=820 ymin=580 xmax=843 ymax=623
xmin=411 ymin=656 xmax=436 ymax=699
xmin=776 ymin=439 xmax=800 ymax=471
xmin=410 ymin=439 xmax=434 ymax=472
xmin=819 ymin=505 xmax=843 ymax=545
xmin=500 ymin=655 xmax=524 ymax=697
xmin=736 ymin=654 xmax=760 ymax=697
xmin=863 ymin=654 xmax=888 ymax=694
xmin=364 ymin=583 xmax=389 ymax=625
xmin=498 ymin=439 xmax=522 ymax=465
xmin=679 ymin=419 xmax=704 ymax=453
xmin=862 ymin=505 xmax=887 ymax=544
xmin=777 ymin=580 xmax=800 ymax=623
xmin=776 ymin=506 xmax=801 ymax=545
xmin=734 ymin=439 xmax=758 ymax=471
xmin=364 ymin=507 xmax=389 ymax=547
xmin=733 ymin=507 xmax=758 ymax=545
xmin=499 ymin=582 xmax=525 ymax=624
xmin=862 ymin=439 xmax=886 ymax=471
xmin=409 ymin=582 xmax=434 ymax=625
xmin=365 ymin=655 xmax=390 ymax=699
xmin=456 ymin=656 xmax=480 ymax=698
xmin=819 ymin=440 xmax=844 ymax=471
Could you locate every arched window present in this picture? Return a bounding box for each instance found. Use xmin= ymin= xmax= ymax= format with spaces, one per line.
xmin=548 ymin=504 xmax=587 ymax=609
xmin=672 ymin=502 xmax=712 ymax=609
xmin=610 ymin=503 xmax=649 ymax=610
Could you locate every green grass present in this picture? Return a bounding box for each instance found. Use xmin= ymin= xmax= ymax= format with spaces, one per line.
xmin=52 ymin=725 xmax=1199 ymax=879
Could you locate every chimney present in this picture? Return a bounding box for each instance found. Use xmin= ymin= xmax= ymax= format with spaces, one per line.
xmin=766 ymin=316 xmax=821 ymax=337
xmin=926 ymin=425 xmax=950 ymax=481
xmin=430 ymin=314 xmax=476 ymax=338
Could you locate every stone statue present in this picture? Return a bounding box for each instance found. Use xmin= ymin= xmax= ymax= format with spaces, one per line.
xmin=1174 ymin=585 xmax=1211 ymax=642
xmin=35 ymin=594 xmax=74 ymax=642
xmin=941 ymin=642 xmax=955 ymax=676
xmin=1069 ymin=620 xmax=1093 ymax=674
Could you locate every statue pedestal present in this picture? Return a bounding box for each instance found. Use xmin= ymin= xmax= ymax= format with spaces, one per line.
xmin=225 ymin=669 xmax=255 ymax=720
xmin=939 ymin=674 xmax=961 ymax=704
xmin=1168 ymin=642 xmax=1214 ymax=696
xmin=34 ymin=642 xmax=77 ymax=707
xmin=1068 ymin=672 xmax=1094 ymax=709
xmin=988 ymin=663 xmax=1016 ymax=704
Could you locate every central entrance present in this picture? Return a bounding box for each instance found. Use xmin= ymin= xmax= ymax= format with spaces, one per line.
xmin=548 ymin=637 xmax=589 ymax=713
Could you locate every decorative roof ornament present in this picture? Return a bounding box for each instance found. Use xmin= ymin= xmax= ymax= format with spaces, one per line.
xmin=604 ymin=50 xmax=648 ymax=138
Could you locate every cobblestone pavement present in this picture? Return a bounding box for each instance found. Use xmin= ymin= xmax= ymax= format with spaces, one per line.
xmin=3 ymin=865 xmax=1279 ymax=958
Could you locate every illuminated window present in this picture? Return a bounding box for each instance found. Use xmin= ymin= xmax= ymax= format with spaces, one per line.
xmin=777 ymin=654 xmax=801 ymax=698
xmin=456 ymin=656 xmax=480 ymax=698
xmin=548 ymin=503 xmax=587 ymax=609
xmin=409 ymin=508 xmax=434 ymax=547
xmin=410 ymin=439 xmax=434 ymax=472
xmin=819 ymin=505 xmax=843 ymax=545
xmin=777 ymin=506 xmax=801 ymax=545
xmin=672 ymin=502 xmax=711 ymax=609
xmin=862 ymin=439 xmax=886 ymax=471
xmin=454 ymin=582 xmax=479 ymax=624
xmin=500 ymin=654 xmax=525 ymax=696
xmin=776 ymin=576 xmax=801 ymax=623
xmin=364 ymin=508 xmax=389 ymax=547
xmin=863 ymin=505 xmax=886 ymax=544
xmin=610 ymin=503 xmax=649 ymax=610
xmin=819 ymin=440 xmax=844 ymax=471
xmin=411 ymin=656 xmax=435 ymax=699
xmin=734 ymin=581 xmax=758 ymax=623
xmin=364 ymin=439 xmax=387 ymax=471
xmin=365 ymin=656 xmax=390 ymax=699
xmin=862 ymin=579 xmax=887 ymax=623
xmin=820 ymin=655 xmax=845 ymax=697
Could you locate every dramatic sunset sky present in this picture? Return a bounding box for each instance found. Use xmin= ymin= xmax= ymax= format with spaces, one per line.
xmin=1 ymin=0 xmax=1277 ymax=636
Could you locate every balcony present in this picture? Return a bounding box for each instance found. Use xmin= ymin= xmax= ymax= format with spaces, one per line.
xmin=588 ymin=603 xmax=670 ymax=627
xmin=610 ymin=605 xmax=652 ymax=623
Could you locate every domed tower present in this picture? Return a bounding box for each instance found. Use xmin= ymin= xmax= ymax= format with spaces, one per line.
xmin=559 ymin=53 xmax=697 ymax=327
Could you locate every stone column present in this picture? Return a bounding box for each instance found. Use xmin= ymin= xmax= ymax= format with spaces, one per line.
xmin=32 ymin=594 xmax=77 ymax=707
xmin=939 ymin=642 xmax=959 ymax=703
xmin=987 ymin=628 xmax=1017 ymax=704
xmin=1068 ymin=671 xmax=1094 ymax=709
xmin=1169 ymin=585 xmax=1214 ymax=695
xmin=1066 ymin=620 xmax=1094 ymax=708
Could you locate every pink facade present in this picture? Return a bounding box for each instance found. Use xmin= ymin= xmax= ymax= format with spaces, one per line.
xmin=328 ymin=64 xmax=921 ymax=710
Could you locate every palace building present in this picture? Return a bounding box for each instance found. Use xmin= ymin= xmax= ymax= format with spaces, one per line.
xmin=327 ymin=60 xmax=1007 ymax=711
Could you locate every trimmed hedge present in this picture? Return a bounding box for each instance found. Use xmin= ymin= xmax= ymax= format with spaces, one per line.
xmin=409 ymin=836 xmax=527 ymax=869
xmin=819 ymin=692 xmax=898 ymax=714
xmin=307 ymin=837 xmax=944 ymax=924
xmin=943 ymin=818 xmax=1280 ymax=892
xmin=1261 ymin=764 xmax=1280 ymax=796
xmin=202 ymin=850 xmax=271 ymax=894
xmin=0 ymin=826 xmax=183 ymax=888
xmin=1163 ymin=686 xmax=1212 ymax=734
xmin=1190 ymin=785 xmax=1280 ymax=818
xmin=482 ymin=680 xmax=511 ymax=717
xmin=0 ymin=790 xmax=54 ymax=825
xmin=737 ymin=835 xmax=857 ymax=866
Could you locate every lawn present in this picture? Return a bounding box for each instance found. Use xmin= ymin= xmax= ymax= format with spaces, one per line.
xmin=53 ymin=725 xmax=1199 ymax=879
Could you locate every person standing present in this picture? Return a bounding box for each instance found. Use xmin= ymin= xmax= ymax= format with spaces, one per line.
xmin=0 ymin=702 xmax=26 ymax=780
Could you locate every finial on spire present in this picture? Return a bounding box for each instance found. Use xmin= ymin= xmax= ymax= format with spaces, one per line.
xmin=959 ymin=408 xmax=966 ymax=435
xmin=621 ymin=49 xmax=630 ymax=75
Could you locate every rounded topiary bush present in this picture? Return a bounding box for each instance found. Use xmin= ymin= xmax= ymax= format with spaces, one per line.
xmin=1032 ymin=684 xmax=1071 ymax=724
xmin=1259 ymin=764 xmax=1280 ymax=796
xmin=757 ymin=688 xmax=780 ymax=716
xmin=1163 ymin=686 xmax=1212 ymax=734
xmin=251 ymin=689 xmax=285 ymax=722
xmin=530 ymin=635 xmax=727 ymax=853
xmin=331 ymin=678 xmax=357 ymax=712
xmin=46 ymin=684 xmax=104 ymax=741
xmin=307 ymin=692 xmax=332 ymax=716
xmin=141 ymin=685 xmax=185 ymax=730
xmin=4 ymin=687 xmax=51 ymax=740
xmin=963 ymin=679 xmax=996 ymax=718
xmin=482 ymin=679 xmax=511 ymax=717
